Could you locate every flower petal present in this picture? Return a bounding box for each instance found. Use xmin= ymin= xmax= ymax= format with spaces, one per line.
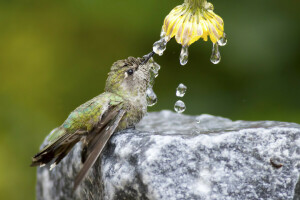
xmin=161 ymin=0 xmax=225 ymax=45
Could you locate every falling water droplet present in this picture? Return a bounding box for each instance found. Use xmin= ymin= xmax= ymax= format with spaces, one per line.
xmin=146 ymin=87 xmax=157 ymax=107
xmin=176 ymin=83 xmax=187 ymax=97
xmin=174 ymin=100 xmax=186 ymax=113
xmin=210 ymin=43 xmax=221 ymax=64
xmin=218 ymin=32 xmax=227 ymax=46
xmin=180 ymin=46 xmax=189 ymax=66
xmin=153 ymin=38 xmax=167 ymax=56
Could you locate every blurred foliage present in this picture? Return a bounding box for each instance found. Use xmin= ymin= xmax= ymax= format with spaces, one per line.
xmin=0 ymin=0 xmax=299 ymax=199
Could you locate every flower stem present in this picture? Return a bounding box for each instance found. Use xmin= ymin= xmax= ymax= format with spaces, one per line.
xmin=184 ymin=0 xmax=206 ymax=7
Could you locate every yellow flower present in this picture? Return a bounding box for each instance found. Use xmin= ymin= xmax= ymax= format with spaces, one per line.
xmin=153 ymin=0 xmax=226 ymax=65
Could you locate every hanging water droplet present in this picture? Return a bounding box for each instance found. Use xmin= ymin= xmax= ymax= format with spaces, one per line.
xmin=210 ymin=43 xmax=221 ymax=64
xmin=153 ymin=38 xmax=167 ymax=56
xmin=176 ymin=83 xmax=187 ymax=97
xmin=180 ymin=46 xmax=189 ymax=66
xmin=146 ymin=87 xmax=157 ymax=107
xmin=174 ymin=100 xmax=186 ymax=113
xmin=218 ymin=32 xmax=227 ymax=46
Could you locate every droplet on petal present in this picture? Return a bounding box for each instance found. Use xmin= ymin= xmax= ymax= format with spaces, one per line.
xmin=160 ymin=30 xmax=166 ymax=38
xmin=210 ymin=43 xmax=221 ymax=64
xmin=180 ymin=46 xmax=189 ymax=66
xmin=218 ymin=32 xmax=227 ymax=46
xmin=174 ymin=100 xmax=186 ymax=113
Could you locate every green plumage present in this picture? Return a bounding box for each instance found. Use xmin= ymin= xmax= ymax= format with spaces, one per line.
xmin=48 ymin=92 xmax=123 ymax=143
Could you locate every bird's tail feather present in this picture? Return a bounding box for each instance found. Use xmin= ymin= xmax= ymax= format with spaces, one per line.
xmin=31 ymin=129 xmax=81 ymax=167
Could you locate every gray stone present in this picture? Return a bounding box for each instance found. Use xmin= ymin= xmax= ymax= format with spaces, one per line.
xmin=36 ymin=110 xmax=300 ymax=200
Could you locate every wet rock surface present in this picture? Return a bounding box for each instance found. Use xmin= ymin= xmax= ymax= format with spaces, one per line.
xmin=36 ymin=111 xmax=300 ymax=200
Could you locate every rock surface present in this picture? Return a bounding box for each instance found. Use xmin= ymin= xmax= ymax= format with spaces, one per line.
xmin=36 ymin=111 xmax=300 ymax=200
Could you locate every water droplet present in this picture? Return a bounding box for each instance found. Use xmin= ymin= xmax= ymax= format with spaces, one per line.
xmin=147 ymin=58 xmax=160 ymax=107
xmin=218 ymin=32 xmax=227 ymax=46
xmin=148 ymin=61 xmax=161 ymax=87
xmin=180 ymin=46 xmax=189 ymax=66
xmin=160 ymin=30 xmax=166 ymax=38
xmin=176 ymin=83 xmax=187 ymax=97
xmin=149 ymin=71 xmax=156 ymax=87
xmin=152 ymin=62 xmax=161 ymax=76
xmin=146 ymin=87 xmax=157 ymax=107
xmin=153 ymin=38 xmax=167 ymax=56
xmin=210 ymin=43 xmax=221 ymax=64
xmin=174 ymin=100 xmax=186 ymax=113
xmin=148 ymin=57 xmax=154 ymax=64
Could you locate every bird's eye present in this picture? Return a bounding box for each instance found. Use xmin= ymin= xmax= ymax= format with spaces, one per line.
xmin=127 ymin=69 xmax=134 ymax=75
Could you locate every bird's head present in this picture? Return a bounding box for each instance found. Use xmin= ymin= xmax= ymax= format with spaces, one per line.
xmin=105 ymin=52 xmax=154 ymax=99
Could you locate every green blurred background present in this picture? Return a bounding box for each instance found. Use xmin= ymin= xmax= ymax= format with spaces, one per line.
xmin=0 ymin=0 xmax=299 ymax=199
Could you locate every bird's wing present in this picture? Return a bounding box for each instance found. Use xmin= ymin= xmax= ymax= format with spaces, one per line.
xmin=80 ymin=94 xmax=124 ymax=162
xmin=31 ymin=93 xmax=123 ymax=168
xmin=74 ymin=104 xmax=126 ymax=190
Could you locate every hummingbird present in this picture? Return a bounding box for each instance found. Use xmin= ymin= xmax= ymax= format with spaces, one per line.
xmin=31 ymin=52 xmax=155 ymax=189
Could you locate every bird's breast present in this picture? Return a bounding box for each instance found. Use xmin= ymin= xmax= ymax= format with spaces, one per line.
xmin=118 ymin=99 xmax=147 ymax=130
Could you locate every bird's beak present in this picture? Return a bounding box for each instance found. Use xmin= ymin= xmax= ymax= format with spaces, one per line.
xmin=140 ymin=51 xmax=155 ymax=65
